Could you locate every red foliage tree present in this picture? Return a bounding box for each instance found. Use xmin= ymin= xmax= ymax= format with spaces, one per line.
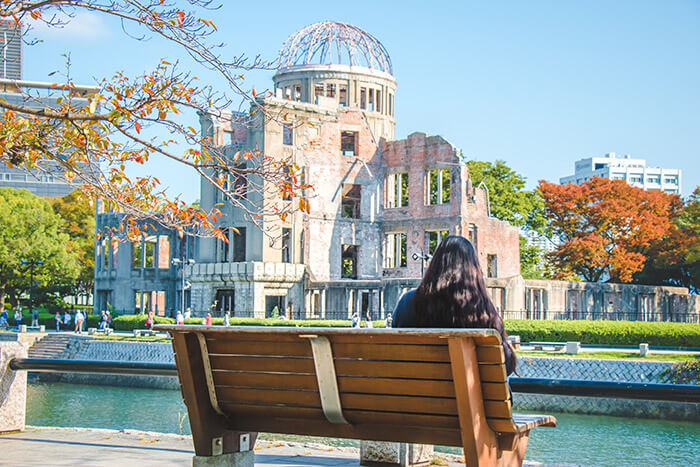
xmin=538 ymin=177 xmax=682 ymax=283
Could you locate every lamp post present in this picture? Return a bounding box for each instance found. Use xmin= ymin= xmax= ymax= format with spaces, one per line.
xmin=411 ymin=249 xmax=431 ymax=277
xmin=20 ymin=259 xmax=44 ymax=316
xmin=172 ymin=258 xmax=195 ymax=315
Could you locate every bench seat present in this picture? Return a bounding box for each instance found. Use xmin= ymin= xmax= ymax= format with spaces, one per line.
xmin=156 ymin=325 xmax=556 ymax=467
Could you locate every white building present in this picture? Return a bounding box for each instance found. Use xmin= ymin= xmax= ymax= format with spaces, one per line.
xmin=560 ymin=153 xmax=682 ymax=195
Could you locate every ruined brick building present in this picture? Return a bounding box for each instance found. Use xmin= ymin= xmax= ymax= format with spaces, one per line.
xmin=189 ymin=21 xmax=519 ymax=319
xmin=94 ymin=21 xmax=698 ymax=322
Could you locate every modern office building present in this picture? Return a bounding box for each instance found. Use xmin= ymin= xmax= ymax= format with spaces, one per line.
xmin=560 ymin=152 xmax=682 ymax=194
xmin=0 ymin=21 xmax=95 ymax=198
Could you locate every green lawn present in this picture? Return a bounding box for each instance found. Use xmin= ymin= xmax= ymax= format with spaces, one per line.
xmin=518 ymin=350 xmax=699 ymax=362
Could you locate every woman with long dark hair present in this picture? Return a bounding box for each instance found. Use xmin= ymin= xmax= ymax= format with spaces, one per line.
xmin=392 ymin=235 xmax=516 ymax=375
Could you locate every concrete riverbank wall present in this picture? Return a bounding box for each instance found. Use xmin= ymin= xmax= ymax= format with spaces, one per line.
xmin=30 ymin=337 xmax=698 ymax=421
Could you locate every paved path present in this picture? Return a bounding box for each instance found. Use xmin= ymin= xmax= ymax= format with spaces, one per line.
xmin=0 ymin=427 xmax=570 ymax=466
xmin=0 ymin=427 xmax=446 ymax=467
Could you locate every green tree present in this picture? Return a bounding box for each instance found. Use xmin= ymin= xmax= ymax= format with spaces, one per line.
xmin=466 ymin=160 xmax=546 ymax=233
xmin=0 ymin=188 xmax=78 ymax=313
xmin=519 ymin=237 xmax=547 ymax=279
xmin=50 ymin=190 xmax=95 ymax=298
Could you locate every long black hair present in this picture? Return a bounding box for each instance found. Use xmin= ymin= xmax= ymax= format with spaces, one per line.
xmin=414 ymin=235 xmax=504 ymax=332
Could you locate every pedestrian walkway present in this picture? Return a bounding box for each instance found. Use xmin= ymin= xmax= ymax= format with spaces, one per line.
xmin=0 ymin=427 xmax=564 ymax=466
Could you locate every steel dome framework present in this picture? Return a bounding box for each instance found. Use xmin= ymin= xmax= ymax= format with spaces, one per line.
xmin=277 ymin=21 xmax=393 ymax=76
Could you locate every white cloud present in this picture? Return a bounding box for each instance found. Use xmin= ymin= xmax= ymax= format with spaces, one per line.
xmin=28 ymin=10 xmax=111 ymax=40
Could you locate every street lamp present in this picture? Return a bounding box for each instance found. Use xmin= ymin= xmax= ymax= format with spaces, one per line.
xmin=411 ymin=249 xmax=432 ymax=277
xmin=20 ymin=259 xmax=44 ymax=316
xmin=172 ymin=258 xmax=195 ymax=316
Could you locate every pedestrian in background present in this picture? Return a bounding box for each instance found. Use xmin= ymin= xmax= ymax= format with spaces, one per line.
xmin=31 ymin=308 xmax=39 ymax=327
xmin=204 ymin=313 xmax=212 ymax=326
xmin=64 ymin=311 xmax=71 ymax=329
xmin=176 ymin=310 xmax=184 ymax=325
xmin=105 ymin=311 xmax=112 ymax=330
xmin=223 ymin=311 xmax=230 ymax=326
xmin=0 ymin=309 xmax=8 ymax=328
xmin=364 ymin=312 xmax=373 ymax=328
xmin=184 ymin=307 xmax=191 ymax=320
xmin=351 ymin=312 xmax=359 ymax=328
xmin=74 ymin=309 xmax=84 ymax=334
xmin=14 ymin=306 xmax=23 ymax=326
xmin=55 ymin=311 xmax=61 ymax=331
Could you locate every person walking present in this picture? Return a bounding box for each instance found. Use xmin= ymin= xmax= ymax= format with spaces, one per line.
xmin=98 ymin=311 xmax=107 ymax=331
xmin=223 ymin=311 xmax=230 ymax=327
xmin=0 ymin=309 xmax=8 ymax=329
xmin=63 ymin=311 xmax=71 ymax=330
xmin=145 ymin=311 xmax=155 ymax=330
xmin=176 ymin=310 xmax=184 ymax=325
xmin=364 ymin=312 xmax=373 ymax=328
xmin=184 ymin=307 xmax=192 ymax=320
xmin=74 ymin=309 xmax=85 ymax=334
xmin=105 ymin=311 xmax=112 ymax=330
xmin=55 ymin=311 xmax=61 ymax=331
xmin=204 ymin=313 xmax=212 ymax=326
xmin=31 ymin=308 xmax=39 ymax=327
xmin=14 ymin=306 xmax=23 ymax=327
xmin=351 ymin=312 xmax=359 ymax=328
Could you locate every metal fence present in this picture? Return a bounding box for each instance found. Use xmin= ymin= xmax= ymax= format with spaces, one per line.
xmin=501 ymin=310 xmax=700 ymax=323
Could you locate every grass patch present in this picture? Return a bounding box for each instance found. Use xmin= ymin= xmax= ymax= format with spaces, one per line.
xmin=518 ymin=350 xmax=699 ymax=362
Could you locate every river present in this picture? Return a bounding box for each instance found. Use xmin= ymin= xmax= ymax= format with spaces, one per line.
xmin=26 ymin=382 xmax=700 ymax=466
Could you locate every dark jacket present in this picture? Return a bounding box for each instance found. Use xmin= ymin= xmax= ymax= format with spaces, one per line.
xmin=392 ymin=289 xmax=515 ymax=375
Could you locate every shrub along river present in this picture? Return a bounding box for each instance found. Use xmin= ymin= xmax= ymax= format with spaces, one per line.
xmin=27 ymin=382 xmax=700 ymax=467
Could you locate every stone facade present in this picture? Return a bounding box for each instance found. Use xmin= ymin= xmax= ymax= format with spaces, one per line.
xmin=0 ymin=335 xmax=28 ymax=432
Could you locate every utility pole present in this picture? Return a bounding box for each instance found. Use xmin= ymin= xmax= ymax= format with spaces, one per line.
xmin=20 ymin=259 xmax=44 ymax=316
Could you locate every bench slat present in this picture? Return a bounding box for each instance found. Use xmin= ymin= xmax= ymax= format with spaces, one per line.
xmin=339 ymin=377 xmax=455 ymax=398
xmin=478 ymin=364 xmax=508 ymax=382
xmin=207 ymin=340 xmax=312 ymax=357
xmin=512 ymin=413 xmax=558 ymax=431
xmin=333 ymin=343 xmax=450 ymax=362
xmin=213 ymin=371 xmax=319 ymax=391
xmin=217 ymin=387 xmax=321 ymax=407
xmin=335 ymin=360 xmax=452 ymax=380
xmin=476 ymin=346 xmax=505 ymax=364
xmin=481 ymin=382 xmax=510 ymax=400
xmin=226 ymin=416 xmax=464 ymax=447
xmin=210 ymin=355 xmax=315 ymax=374
xmin=485 ymin=418 xmax=518 ymax=433
xmin=483 ymin=400 xmax=512 ymax=419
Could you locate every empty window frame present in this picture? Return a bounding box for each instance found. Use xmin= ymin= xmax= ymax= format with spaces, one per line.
xmin=217 ymin=228 xmax=229 ymax=262
xmin=144 ymin=235 xmax=157 ymax=268
xmin=284 ymin=87 xmax=291 ymax=100
xmin=384 ymin=233 xmax=407 ymax=268
xmin=341 ymin=245 xmax=358 ymax=279
xmin=326 ymin=83 xmax=336 ymax=98
xmin=427 ymin=230 xmax=450 ymax=255
xmin=427 ymin=168 xmax=451 ymax=205
xmin=132 ymin=238 xmax=143 ymax=268
xmin=111 ymin=240 xmax=119 ymax=269
xmin=314 ymin=84 xmax=324 ymax=101
xmin=232 ymin=227 xmax=246 ymax=262
xmin=283 ymin=123 xmax=293 ymax=146
xmin=101 ymin=239 xmax=110 ymax=269
xmin=368 ymin=89 xmax=375 ymax=112
xmin=339 ymin=84 xmax=348 ymax=106
xmin=389 ymin=93 xmax=394 ymax=116
xmin=487 ymin=254 xmax=498 ymax=278
xmin=282 ymin=228 xmax=291 ymax=263
xmin=341 ymin=131 xmax=357 ymax=156
xmin=158 ymin=235 xmax=170 ymax=268
xmin=293 ymin=84 xmax=302 ymax=101
xmin=385 ymin=172 xmax=408 ymax=208
xmin=341 ymin=184 xmax=361 ymax=218
xmin=468 ymin=224 xmax=478 ymax=251
xmin=231 ymin=163 xmax=248 ymax=199
xmin=360 ymin=87 xmax=367 ymax=109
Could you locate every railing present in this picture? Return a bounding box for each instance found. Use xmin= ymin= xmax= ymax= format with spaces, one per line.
xmin=9 ymin=357 xmax=700 ymax=403
xmin=501 ymin=310 xmax=699 ymax=323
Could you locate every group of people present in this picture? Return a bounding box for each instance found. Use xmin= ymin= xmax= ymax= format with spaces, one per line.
xmin=53 ymin=309 xmax=88 ymax=333
xmin=350 ymin=312 xmax=375 ymax=328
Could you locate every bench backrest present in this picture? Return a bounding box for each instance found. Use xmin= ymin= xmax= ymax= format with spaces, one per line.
xmin=158 ymin=326 xmax=516 ymax=453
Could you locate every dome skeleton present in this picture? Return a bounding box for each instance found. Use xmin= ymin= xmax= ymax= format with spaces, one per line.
xmin=278 ymin=21 xmax=393 ymax=75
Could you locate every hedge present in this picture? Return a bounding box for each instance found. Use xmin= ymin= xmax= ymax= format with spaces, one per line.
xmin=504 ymin=320 xmax=700 ymax=348
xmin=182 ymin=317 xmax=383 ymax=328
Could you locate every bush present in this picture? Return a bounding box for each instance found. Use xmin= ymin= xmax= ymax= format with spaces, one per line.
xmin=111 ymin=314 xmax=175 ymax=331
xmin=504 ymin=320 xmax=700 ymax=348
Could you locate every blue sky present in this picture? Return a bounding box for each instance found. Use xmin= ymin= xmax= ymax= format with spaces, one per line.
xmin=24 ymin=0 xmax=699 ymax=201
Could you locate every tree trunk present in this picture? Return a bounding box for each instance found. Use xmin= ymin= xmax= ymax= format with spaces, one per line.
xmin=0 ymin=282 xmax=5 ymax=314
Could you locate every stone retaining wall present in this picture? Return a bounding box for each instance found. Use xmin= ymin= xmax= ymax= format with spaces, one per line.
xmin=513 ymin=356 xmax=698 ymax=421
xmin=31 ymin=339 xmax=698 ymax=420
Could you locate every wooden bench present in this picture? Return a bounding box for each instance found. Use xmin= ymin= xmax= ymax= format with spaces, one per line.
xmin=156 ymin=325 xmax=556 ymax=467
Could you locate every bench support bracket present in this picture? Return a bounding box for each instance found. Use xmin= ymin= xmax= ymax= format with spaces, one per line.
xmin=196 ymin=333 xmax=225 ymax=416
xmin=303 ymin=335 xmax=349 ymax=424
